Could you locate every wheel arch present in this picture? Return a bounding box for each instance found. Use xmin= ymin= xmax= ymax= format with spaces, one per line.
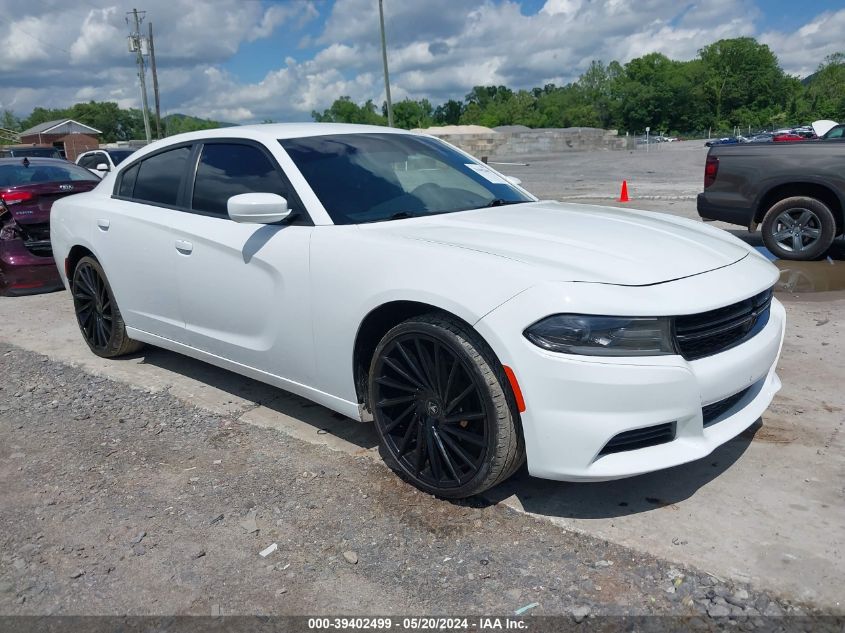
xmin=65 ymin=244 xmax=96 ymax=280
xmin=352 ymin=300 xmax=505 ymax=417
xmin=755 ymin=182 xmax=844 ymax=235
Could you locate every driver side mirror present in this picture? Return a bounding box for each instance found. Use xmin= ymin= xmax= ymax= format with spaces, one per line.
xmin=228 ymin=193 xmax=292 ymax=224
xmin=96 ymin=163 xmax=110 ymax=172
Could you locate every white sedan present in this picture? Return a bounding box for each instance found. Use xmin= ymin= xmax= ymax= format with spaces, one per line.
xmin=50 ymin=124 xmax=785 ymax=498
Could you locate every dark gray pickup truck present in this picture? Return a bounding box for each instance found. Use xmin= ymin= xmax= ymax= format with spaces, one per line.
xmin=697 ymin=139 xmax=845 ymax=260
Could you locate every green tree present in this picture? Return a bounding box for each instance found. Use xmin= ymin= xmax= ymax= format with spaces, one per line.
xmin=164 ymin=113 xmax=223 ymax=136
xmin=18 ymin=102 xmax=150 ymax=142
xmin=433 ymin=99 xmax=464 ymax=125
xmin=388 ymin=98 xmax=434 ymax=129
xmin=312 ymin=97 xmax=386 ymax=125
xmin=68 ymin=101 xmax=145 ymax=142
xmin=576 ymin=60 xmax=622 ymax=128
xmin=1 ymin=110 xmax=20 ymax=131
xmin=802 ymin=53 xmax=845 ymax=121
xmin=20 ymin=106 xmax=70 ymax=131
xmin=698 ymin=38 xmax=790 ymax=129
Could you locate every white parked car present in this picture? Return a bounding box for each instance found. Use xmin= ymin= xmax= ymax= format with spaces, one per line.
xmin=51 ymin=124 xmax=785 ymax=498
xmin=76 ymin=148 xmax=137 ymax=177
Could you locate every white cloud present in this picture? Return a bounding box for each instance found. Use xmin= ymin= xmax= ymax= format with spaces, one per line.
xmin=0 ymin=0 xmax=841 ymax=125
xmin=69 ymin=7 xmax=123 ymax=66
xmin=760 ymin=9 xmax=845 ymax=76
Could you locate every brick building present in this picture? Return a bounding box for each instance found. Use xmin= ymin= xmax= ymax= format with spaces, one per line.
xmin=17 ymin=119 xmax=102 ymax=161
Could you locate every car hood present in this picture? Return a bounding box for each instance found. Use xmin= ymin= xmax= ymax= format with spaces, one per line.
xmin=372 ymin=201 xmax=750 ymax=286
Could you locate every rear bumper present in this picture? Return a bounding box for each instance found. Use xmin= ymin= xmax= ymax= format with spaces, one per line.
xmin=697 ymin=193 xmax=754 ymax=228
xmin=0 ymin=239 xmax=62 ymax=296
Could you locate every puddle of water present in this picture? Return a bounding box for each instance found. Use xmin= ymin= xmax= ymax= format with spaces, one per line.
xmin=754 ymin=247 xmax=845 ymax=293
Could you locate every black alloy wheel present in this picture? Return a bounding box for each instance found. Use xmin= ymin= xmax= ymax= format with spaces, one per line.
xmin=74 ymin=260 xmax=113 ymax=350
xmin=72 ymin=256 xmax=143 ymax=358
xmin=369 ymin=314 xmax=524 ymax=498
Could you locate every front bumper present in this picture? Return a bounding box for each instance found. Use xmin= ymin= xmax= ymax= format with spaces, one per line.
xmin=0 ymin=239 xmax=62 ymax=296
xmin=477 ymin=284 xmax=785 ymax=482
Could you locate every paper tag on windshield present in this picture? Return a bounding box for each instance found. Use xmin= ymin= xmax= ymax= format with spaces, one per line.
xmin=465 ymin=163 xmax=509 ymax=185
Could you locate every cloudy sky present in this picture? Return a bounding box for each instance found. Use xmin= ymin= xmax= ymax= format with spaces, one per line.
xmin=1 ymin=0 xmax=843 ymax=124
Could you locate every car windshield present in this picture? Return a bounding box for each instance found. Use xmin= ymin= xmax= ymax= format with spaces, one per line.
xmin=107 ymin=150 xmax=135 ymax=165
xmin=279 ymin=133 xmax=533 ymax=224
xmin=823 ymin=126 xmax=844 ymax=139
xmin=0 ymin=161 xmax=99 ymax=187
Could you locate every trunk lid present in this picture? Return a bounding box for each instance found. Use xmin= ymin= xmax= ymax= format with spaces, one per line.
xmin=1 ymin=181 xmax=97 ymax=225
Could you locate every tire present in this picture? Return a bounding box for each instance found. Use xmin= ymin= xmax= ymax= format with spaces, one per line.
xmin=71 ymin=256 xmax=143 ymax=358
xmin=368 ymin=313 xmax=525 ymax=498
xmin=761 ymin=196 xmax=836 ymax=261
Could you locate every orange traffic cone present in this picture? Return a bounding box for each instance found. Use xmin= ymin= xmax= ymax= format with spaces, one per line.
xmin=618 ymin=180 xmax=630 ymax=202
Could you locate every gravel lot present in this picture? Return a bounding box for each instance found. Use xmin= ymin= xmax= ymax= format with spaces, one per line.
xmin=495 ymin=140 xmax=706 ymax=210
xmin=0 ymin=346 xmax=822 ymax=622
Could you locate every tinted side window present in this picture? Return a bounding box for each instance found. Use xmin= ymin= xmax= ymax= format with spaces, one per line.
xmin=118 ymin=163 xmax=140 ymax=198
xmin=192 ymin=143 xmax=287 ymax=216
xmin=78 ymin=154 xmax=96 ymax=168
xmin=133 ymin=146 xmax=191 ymax=206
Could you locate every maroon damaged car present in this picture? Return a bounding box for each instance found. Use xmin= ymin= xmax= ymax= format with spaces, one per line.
xmin=0 ymin=158 xmax=99 ymax=295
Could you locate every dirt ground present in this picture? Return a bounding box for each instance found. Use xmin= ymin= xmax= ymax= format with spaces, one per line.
xmin=0 ymin=347 xmax=821 ymax=621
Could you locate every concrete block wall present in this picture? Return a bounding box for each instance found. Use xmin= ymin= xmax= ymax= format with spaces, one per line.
xmin=432 ymin=133 xmax=508 ymax=158
xmin=430 ymin=127 xmax=634 ymax=159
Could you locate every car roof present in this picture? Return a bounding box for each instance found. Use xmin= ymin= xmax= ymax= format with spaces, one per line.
xmin=168 ymin=122 xmax=411 ymax=143
xmin=125 ymin=123 xmax=418 ymax=164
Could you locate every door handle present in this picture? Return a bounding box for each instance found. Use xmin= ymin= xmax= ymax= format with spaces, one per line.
xmin=96 ymin=218 xmax=110 ymax=231
xmin=175 ymin=239 xmax=193 ymax=255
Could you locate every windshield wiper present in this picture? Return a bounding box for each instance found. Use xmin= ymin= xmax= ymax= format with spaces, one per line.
xmin=484 ymin=199 xmax=521 ymax=208
xmin=359 ymin=211 xmax=417 ymax=224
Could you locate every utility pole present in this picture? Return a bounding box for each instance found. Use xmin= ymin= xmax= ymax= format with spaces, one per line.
xmin=127 ymin=8 xmax=151 ymax=143
xmin=378 ymin=0 xmax=393 ymax=127
xmin=148 ymin=22 xmax=162 ymax=139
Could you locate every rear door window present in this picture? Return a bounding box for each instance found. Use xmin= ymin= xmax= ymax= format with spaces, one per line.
xmin=118 ymin=163 xmax=140 ymax=198
xmin=191 ymin=143 xmax=289 ymax=216
xmin=133 ymin=146 xmax=191 ymax=206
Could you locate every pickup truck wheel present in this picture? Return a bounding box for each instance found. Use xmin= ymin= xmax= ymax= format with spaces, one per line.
xmin=369 ymin=314 xmax=525 ymax=499
xmin=761 ymin=196 xmax=836 ymax=261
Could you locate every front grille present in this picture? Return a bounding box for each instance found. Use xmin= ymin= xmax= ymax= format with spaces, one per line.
xmin=702 ymin=387 xmax=751 ymax=427
xmin=599 ymin=422 xmax=676 ymax=456
xmin=674 ymin=288 xmax=773 ymax=361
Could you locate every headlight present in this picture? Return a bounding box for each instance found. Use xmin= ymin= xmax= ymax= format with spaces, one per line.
xmin=524 ymin=314 xmax=676 ymax=356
